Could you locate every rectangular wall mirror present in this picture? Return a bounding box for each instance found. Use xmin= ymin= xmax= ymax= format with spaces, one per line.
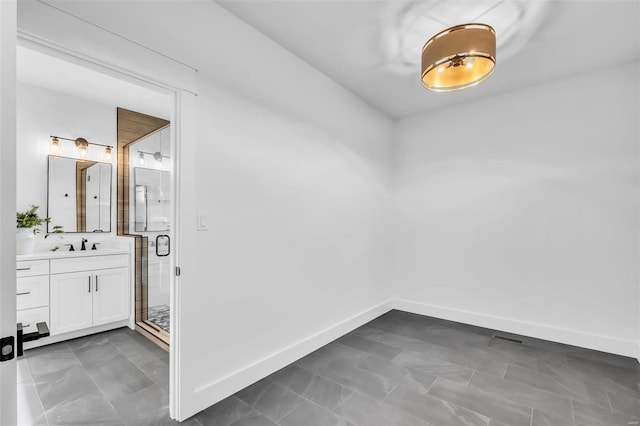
xmin=134 ymin=167 xmax=171 ymax=232
xmin=47 ymin=155 xmax=112 ymax=233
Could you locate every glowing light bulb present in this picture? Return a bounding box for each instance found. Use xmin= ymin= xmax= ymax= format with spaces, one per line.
xmin=139 ymin=152 xmax=145 ymax=165
xmin=438 ymin=66 xmax=445 ymax=73
xmin=103 ymin=146 xmax=112 ymax=163
xmin=75 ymin=138 xmax=89 ymax=159
xmin=50 ymin=137 xmax=61 ymax=155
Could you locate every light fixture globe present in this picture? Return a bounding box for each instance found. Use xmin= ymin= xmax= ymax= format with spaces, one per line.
xmin=75 ymin=137 xmax=89 ymax=159
xmin=422 ymin=23 xmax=496 ymax=92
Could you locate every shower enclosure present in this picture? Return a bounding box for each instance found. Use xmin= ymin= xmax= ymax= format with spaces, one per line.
xmin=129 ymin=127 xmax=172 ymax=339
xmin=117 ymin=108 xmax=172 ymax=347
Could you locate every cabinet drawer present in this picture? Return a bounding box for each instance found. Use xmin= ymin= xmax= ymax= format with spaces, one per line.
xmin=16 ymin=260 xmax=49 ymax=278
xmin=17 ymin=276 xmax=49 ymax=310
xmin=17 ymin=306 xmax=49 ymax=335
xmin=50 ymin=254 xmax=128 ymax=274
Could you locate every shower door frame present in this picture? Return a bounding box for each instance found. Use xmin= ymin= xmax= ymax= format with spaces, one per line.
xmin=118 ymin=119 xmax=172 ymax=348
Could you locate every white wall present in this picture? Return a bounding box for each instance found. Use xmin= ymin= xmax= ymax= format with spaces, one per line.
xmin=394 ymin=62 xmax=640 ymax=356
xmin=16 ymin=82 xmax=117 ymax=249
xmin=185 ymin=78 xmax=392 ymax=411
xmin=181 ymin=13 xmax=394 ymax=416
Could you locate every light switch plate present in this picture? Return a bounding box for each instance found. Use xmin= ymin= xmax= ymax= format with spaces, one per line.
xmin=197 ymin=212 xmax=208 ymax=231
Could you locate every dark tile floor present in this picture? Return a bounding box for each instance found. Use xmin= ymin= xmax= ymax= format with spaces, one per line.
xmin=18 ymin=311 xmax=640 ymax=425
xmin=17 ymin=326 xmax=186 ymax=426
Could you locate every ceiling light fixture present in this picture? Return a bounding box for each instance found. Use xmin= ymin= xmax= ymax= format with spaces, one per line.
xmin=422 ymin=23 xmax=496 ymax=92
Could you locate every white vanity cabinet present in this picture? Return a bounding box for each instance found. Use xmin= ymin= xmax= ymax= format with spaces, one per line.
xmin=17 ymin=250 xmax=132 ymax=349
xmin=50 ymin=254 xmax=129 ymax=335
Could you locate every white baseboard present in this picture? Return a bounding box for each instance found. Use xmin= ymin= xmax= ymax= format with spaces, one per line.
xmin=393 ymin=299 xmax=638 ymax=358
xmin=181 ymin=300 xmax=393 ymax=420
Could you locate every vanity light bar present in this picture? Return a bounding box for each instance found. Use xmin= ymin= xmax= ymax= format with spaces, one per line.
xmin=49 ymin=135 xmax=113 ymax=149
xmin=137 ymin=150 xmax=170 ymax=159
xmin=50 ymin=135 xmax=114 ymax=162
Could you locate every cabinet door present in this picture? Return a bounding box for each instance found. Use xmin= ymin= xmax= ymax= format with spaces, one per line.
xmin=50 ymin=272 xmax=93 ymax=335
xmin=93 ymin=268 xmax=129 ymax=326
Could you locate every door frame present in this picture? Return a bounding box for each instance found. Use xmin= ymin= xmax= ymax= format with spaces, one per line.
xmin=12 ymin=34 xmax=191 ymax=420
xmin=0 ymin=1 xmax=17 ymax=425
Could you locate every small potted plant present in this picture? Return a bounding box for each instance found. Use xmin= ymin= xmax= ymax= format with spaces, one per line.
xmin=16 ymin=205 xmax=63 ymax=255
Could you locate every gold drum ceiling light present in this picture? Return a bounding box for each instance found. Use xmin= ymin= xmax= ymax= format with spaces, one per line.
xmin=422 ymin=23 xmax=496 ymax=92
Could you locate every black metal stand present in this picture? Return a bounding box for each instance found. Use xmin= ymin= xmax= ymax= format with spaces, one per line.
xmin=17 ymin=322 xmax=50 ymax=357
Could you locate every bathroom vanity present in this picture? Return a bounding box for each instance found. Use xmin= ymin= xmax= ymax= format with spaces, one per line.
xmin=17 ymin=248 xmax=131 ymax=350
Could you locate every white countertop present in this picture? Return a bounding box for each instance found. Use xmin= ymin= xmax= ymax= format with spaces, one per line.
xmin=17 ymin=248 xmax=130 ymax=262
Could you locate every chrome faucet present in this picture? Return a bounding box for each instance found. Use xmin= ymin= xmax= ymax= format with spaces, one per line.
xmin=81 ymin=238 xmax=88 ymax=251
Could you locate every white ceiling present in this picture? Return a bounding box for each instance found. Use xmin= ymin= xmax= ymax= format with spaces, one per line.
xmin=17 ymin=46 xmax=172 ymax=120
xmin=24 ymin=1 xmax=639 ymax=120
xmin=217 ymin=0 xmax=640 ymax=118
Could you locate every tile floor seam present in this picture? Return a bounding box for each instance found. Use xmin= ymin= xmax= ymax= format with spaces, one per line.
xmin=605 ymin=390 xmax=614 ymax=412
xmin=313 ymin=385 xmax=355 ymax=412
xmin=74 ymin=341 xmax=130 ymax=426
xmin=71 ymin=337 xmax=154 ymax=426
xmin=433 ymin=374 xmax=542 ymax=425
xmin=330 ymin=389 xmax=356 ymax=414
xmin=495 ymin=367 xmax=577 ymax=405
xmin=381 ymin=383 xmax=400 ymax=402
xmin=503 ymin=362 xmax=610 ymax=406
xmin=78 ymin=365 xmax=126 ymax=425
xmin=22 ymin=359 xmax=51 ymax=425
xmin=400 ymin=344 xmax=501 ymax=378
xmin=423 ymin=375 xmax=439 ymax=395
xmin=466 ymin=369 xmax=477 ymax=385
xmin=100 ymin=335 xmax=170 ymax=425
xmin=297 ymin=364 xmax=354 ymax=408
xmin=350 ymin=386 xmax=436 ymax=426
xmin=331 ymin=342 xmax=414 ymax=396
xmin=272 ymin=401 xmax=300 ymax=424
xmin=282 ymin=386 xmax=353 ymax=425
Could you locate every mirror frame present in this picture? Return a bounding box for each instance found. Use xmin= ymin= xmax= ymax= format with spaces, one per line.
xmin=47 ymin=155 xmax=113 ymax=233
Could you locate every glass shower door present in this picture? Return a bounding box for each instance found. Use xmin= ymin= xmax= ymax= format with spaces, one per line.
xmin=129 ymin=126 xmax=172 ymax=340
